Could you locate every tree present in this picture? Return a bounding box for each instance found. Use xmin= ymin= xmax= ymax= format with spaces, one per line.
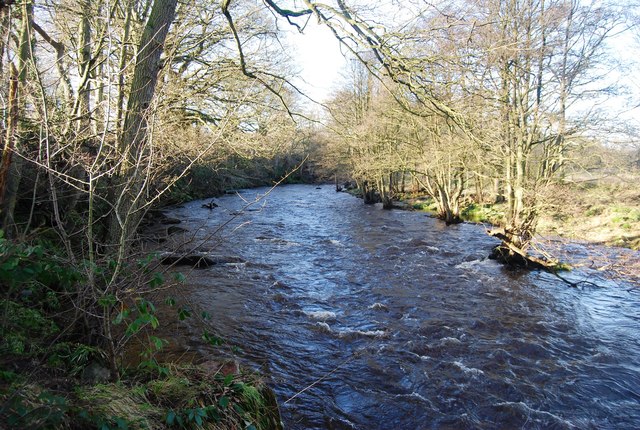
xmin=0 ymin=0 xmax=34 ymax=236
xmin=464 ymin=0 xmax=622 ymax=263
xmin=406 ymin=113 xmax=469 ymax=224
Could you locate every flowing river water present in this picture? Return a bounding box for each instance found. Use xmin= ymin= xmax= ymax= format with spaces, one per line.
xmin=160 ymin=184 xmax=640 ymax=429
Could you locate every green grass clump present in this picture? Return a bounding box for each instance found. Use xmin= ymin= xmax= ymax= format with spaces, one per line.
xmin=461 ymin=203 xmax=504 ymax=223
xmin=584 ymin=205 xmax=605 ymax=216
xmin=412 ymin=200 xmax=438 ymax=212
xmin=147 ymin=375 xmax=197 ymax=405
xmin=76 ymin=383 xmax=162 ymax=429
xmin=1 ymin=364 xmax=283 ymax=430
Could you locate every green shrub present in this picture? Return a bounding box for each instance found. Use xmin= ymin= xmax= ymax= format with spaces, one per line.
xmin=0 ymin=386 xmax=69 ymax=429
xmin=0 ymin=300 xmax=59 ymax=356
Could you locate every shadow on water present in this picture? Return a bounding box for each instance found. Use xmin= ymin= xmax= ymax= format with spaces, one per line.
xmin=161 ymin=184 xmax=640 ymax=430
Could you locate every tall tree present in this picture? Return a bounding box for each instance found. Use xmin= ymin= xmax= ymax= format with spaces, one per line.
xmin=108 ymin=0 xmax=178 ymax=250
xmin=0 ymin=0 xmax=33 ymax=236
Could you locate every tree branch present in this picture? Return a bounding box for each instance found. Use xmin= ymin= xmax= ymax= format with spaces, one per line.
xmin=222 ymin=0 xmax=297 ymax=120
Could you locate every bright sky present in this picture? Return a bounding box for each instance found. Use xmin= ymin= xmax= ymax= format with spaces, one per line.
xmin=286 ymin=19 xmax=348 ymax=104
xmin=284 ymin=6 xmax=640 ymax=143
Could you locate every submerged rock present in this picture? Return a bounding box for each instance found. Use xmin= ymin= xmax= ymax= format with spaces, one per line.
xmin=167 ymin=226 xmax=188 ymax=235
xmin=202 ymin=201 xmax=218 ymax=210
xmin=159 ymin=252 xmax=245 ymax=268
xmin=161 ymin=217 xmax=182 ymax=225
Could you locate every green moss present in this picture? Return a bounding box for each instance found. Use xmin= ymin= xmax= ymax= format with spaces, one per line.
xmin=461 ymin=203 xmax=504 ymax=223
xmin=585 ymin=205 xmax=604 ymax=216
xmin=553 ymin=262 xmax=573 ymax=272
xmin=347 ymin=188 xmax=363 ymax=198
xmin=611 ymin=215 xmax=624 ymax=223
xmin=611 ymin=205 xmax=632 ymax=214
xmin=412 ymin=200 xmax=438 ymax=212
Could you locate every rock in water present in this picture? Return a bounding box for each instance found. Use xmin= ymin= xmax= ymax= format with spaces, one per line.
xmin=202 ymin=201 xmax=218 ymax=210
xmin=159 ymin=252 xmax=245 ymax=268
xmin=167 ymin=226 xmax=188 ymax=235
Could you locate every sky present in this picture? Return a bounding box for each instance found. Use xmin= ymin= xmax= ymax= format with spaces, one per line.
xmin=284 ymin=6 xmax=640 ymax=144
xmin=285 ymin=19 xmax=348 ymax=104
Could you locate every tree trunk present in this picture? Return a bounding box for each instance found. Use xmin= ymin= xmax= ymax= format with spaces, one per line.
xmin=436 ymin=183 xmax=462 ymax=225
xmin=0 ymin=65 xmax=19 ymax=233
xmin=116 ymin=0 xmax=133 ymax=140
xmin=75 ymin=0 xmax=92 ymax=136
xmin=0 ymin=1 xmax=32 ymax=236
xmin=475 ymin=174 xmax=484 ymax=204
xmin=381 ymin=173 xmax=393 ymax=209
xmin=493 ymin=178 xmax=504 ymax=203
xmin=102 ymin=0 xmax=178 ymax=380
xmin=0 ymin=7 xmax=7 ymax=76
xmin=109 ymin=0 xmax=178 ymax=246
xmin=119 ymin=0 xmax=178 ymax=165
xmin=362 ymin=180 xmax=377 ymax=204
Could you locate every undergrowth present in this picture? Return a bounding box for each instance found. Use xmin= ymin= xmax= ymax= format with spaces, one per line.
xmin=0 ymin=230 xmax=281 ymax=429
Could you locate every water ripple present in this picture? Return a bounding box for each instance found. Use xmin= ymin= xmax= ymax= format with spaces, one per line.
xmin=164 ymin=185 xmax=640 ymax=429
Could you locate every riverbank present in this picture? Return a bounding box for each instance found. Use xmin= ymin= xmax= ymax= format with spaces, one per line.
xmin=395 ymin=181 xmax=640 ymax=251
xmin=0 ymin=216 xmax=283 ymax=429
xmin=1 ymin=357 xmax=280 ymax=429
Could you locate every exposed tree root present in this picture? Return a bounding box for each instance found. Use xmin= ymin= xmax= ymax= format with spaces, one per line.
xmin=488 ymin=229 xmax=564 ymax=271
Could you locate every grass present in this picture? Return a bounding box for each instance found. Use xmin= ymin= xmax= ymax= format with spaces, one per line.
xmin=460 ymin=203 xmax=505 ymax=224
xmin=396 ymin=181 xmax=640 ymax=251
xmin=409 ymin=197 xmax=506 ymax=224
xmin=2 ymin=363 xmax=282 ymax=429
xmin=537 ymin=182 xmax=640 ymax=250
xmin=412 ymin=200 xmax=438 ymax=212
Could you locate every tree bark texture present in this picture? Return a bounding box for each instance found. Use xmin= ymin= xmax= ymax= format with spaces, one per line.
xmin=120 ymin=0 xmax=177 ymax=166
xmin=0 ymin=66 xmax=19 ymax=232
xmin=109 ymin=0 xmax=178 ymax=244
xmin=0 ymin=1 xmax=32 ymax=236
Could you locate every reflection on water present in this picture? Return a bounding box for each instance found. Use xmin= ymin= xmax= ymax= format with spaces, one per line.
xmin=164 ymin=184 xmax=640 ymax=429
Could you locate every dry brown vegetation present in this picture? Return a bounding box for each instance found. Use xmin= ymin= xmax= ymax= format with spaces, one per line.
xmin=538 ymin=178 xmax=640 ymax=250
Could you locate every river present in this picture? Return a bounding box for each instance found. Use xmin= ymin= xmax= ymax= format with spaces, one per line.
xmin=161 ymin=184 xmax=640 ymax=429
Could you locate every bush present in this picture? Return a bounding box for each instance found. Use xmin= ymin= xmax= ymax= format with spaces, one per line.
xmin=0 ymin=231 xmax=83 ymax=359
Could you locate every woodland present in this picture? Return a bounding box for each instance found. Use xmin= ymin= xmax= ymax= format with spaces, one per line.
xmin=0 ymin=0 xmax=639 ymax=428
